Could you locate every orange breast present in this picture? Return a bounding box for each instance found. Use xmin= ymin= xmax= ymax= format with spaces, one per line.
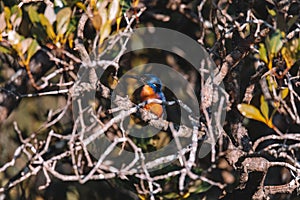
xmin=144 ymin=103 xmax=164 ymax=117
xmin=140 ymin=85 xmax=158 ymax=100
xmin=140 ymin=85 xmax=163 ymax=117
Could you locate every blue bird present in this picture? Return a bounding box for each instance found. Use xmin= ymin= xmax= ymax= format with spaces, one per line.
xmin=128 ymin=74 xmax=166 ymax=118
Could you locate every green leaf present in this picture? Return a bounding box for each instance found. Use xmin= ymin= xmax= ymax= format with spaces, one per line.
xmin=265 ymin=29 xmax=284 ymax=57
xmin=56 ymin=7 xmax=71 ymax=37
xmin=10 ymin=5 xmax=22 ymax=28
xmin=120 ymin=0 xmax=131 ymax=14
xmin=259 ymin=43 xmax=268 ymax=64
xmin=238 ymin=104 xmax=267 ymax=124
xmin=266 ymin=75 xmax=277 ymax=94
xmin=28 ymin=6 xmax=40 ymax=24
xmin=163 ymin=192 xmax=180 ymax=199
xmin=260 ymin=95 xmax=269 ymax=121
xmin=0 ymin=45 xmax=10 ymax=54
xmin=39 ymin=14 xmax=56 ymax=40
xmin=287 ymin=15 xmax=299 ymax=30
xmin=188 ymin=180 xmax=212 ymax=194
xmin=26 ymin=39 xmax=40 ymax=65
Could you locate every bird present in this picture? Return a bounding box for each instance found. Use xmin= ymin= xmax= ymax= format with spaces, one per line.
xmin=125 ymin=74 xmax=183 ymax=151
xmin=139 ymin=74 xmax=166 ymax=118
xmin=129 ymin=74 xmax=166 ymax=118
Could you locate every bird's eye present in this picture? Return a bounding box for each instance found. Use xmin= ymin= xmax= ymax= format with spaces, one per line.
xmin=152 ymin=83 xmax=160 ymax=88
xmin=152 ymin=83 xmax=161 ymax=90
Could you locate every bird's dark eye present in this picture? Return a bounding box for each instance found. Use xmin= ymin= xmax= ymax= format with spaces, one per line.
xmin=152 ymin=83 xmax=161 ymax=89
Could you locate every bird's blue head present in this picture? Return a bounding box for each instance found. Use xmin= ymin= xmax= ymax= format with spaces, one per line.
xmin=141 ymin=74 xmax=166 ymax=101
xmin=141 ymin=74 xmax=162 ymax=93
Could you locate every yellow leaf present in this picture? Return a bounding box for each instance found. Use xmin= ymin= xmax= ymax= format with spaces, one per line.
xmin=99 ymin=5 xmax=108 ymax=30
xmin=260 ymin=95 xmax=269 ymax=120
xmin=259 ymin=43 xmax=268 ymax=64
xmin=280 ymin=88 xmax=289 ymax=99
xmin=267 ymin=7 xmax=276 ymax=17
xmin=99 ymin=21 xmax=111 ymax=45
xmin=28 ymin=6 xmax=40 ymax=23
xmin=91 ymin=11 xmax=102 ymax=31
xmin=182 ymin=192 xmax=190 ymax=199
xmin=39 ymin=14 xmax=56 ymax=41
xmin=26 ymin=39 xmax=40 ymax=65
xmin=90 ymin=0 xmax=96 ymax=9
xmin=238 ymin=104 xmax=267 ymax=124
xmin=138 ymin=194 xmax=147 ymax=200
xmin=56 ymin=7 xmax=71 ymax=37
xmin=266 ymin=74 xmax=277 ymax=93
xmin=76 ymin=2 xmax=87 ymax=11
xmin=281 ymin=46 xmax=295 ymax=69
xmin=4 ymin=7 xmax=12 ymax=30
xmin=116 ymin=16 xmax=122 ymax=31
xmin=268 ymin=29 xmax=284 ymax=55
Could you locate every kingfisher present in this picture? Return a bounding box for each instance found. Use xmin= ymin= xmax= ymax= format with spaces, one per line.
xmin=128 ymin=74 xmax=166 ymax=118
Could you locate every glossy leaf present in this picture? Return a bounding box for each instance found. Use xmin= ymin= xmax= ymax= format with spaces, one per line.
xmin=21 ymin=38 xmax=33 ymax=55
xmin=265 ymin=29 xmax=283 ymax=57
xmin=28 ymin=6 xmax=40 ymax=23
xmin=120 ymin=0 xmax=131 ymax=14
xmin=65 ymin=20 xmax=76 ymax=47
xmin=8 ymin=30 xmax=22 ymax=45
xmin=188 ymin=180 xmax=212 ymax=194
xmin=26 ymin=39 xmax=40 ymax=65
xmin=164 ymin=192 xmax=180 ymax=199
xmin=99 ymin=4 xmax=108 ymax=29
xmin=287 ymin=15 xmax=299 ymax=30
xmin=260 ymin=95 xmax=269 ymax=120
xmin=90 ymin=0 xmax=96 ymax=9
xmin=0 ymin=46 xmax=10 ymax=54
xmin=281 ymin=46 xmax=295 ymax=69
xmin=91 ymin=11 xmax=102 ymax=31
xmin=108 ymin=0 xmax=120 ymax=22
xmin=10 ymin=5 xmax=22 ymax=28
xmin=259 ymin=43 xmax=268 ymax=64
xmin=281 ymin=88 xmax=289 ymax=99
xmin=76 ymin=2 xmax=87 ymax=11
xmin=0 ymin=12 xmax=6 ymax=32
xmin=56 ymin=7 xmax=71 ymax=37
xmin=39 ymin=14 xmax=56 ymax=41
xmin=4 ymin=7 xmax=12 ymax=30
xmin=267 ymin=7 xmax=276 ymax=17
xmin=116 ymin=14 xmax=122 ymax=31
xmin=266 ymin=74 xmax=277 ymax=94
xmin=238 ymin=104 xmax=267 ymax=124
xmin=99 ymin=21 xmax=111 ymax=45
xmin=44 ymin=5 xmax=56 ymax=25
